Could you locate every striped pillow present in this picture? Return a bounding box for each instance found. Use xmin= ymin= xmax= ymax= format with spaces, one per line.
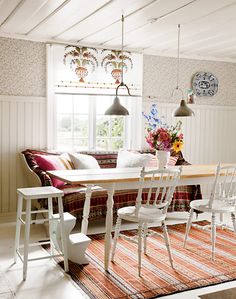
xmin=34 ymin=153 xmax=73 ymax=188
xmin=146 ymin=155 xmax=178 ymax=168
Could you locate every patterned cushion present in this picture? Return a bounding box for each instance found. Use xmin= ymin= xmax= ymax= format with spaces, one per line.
xmin=22 ymin=149 xmax=53 ymax=186
xmin=34 ymin=153 xmax=73 ymax=188
xmin=146 ymin=155 xmax=178 ymax=167
xmin=22 ymin=149 xmax=73 ymax=186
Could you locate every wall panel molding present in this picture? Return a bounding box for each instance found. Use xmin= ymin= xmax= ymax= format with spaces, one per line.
xmin=142 ymin=101 xmax=236 ymax=163
xmin=0 ymin=95 xmax=46 ymax=103
xmin=143 ymin=101 xmax=236 ymax=196
xmin=0 ymin=95 xmax=46 ymax=215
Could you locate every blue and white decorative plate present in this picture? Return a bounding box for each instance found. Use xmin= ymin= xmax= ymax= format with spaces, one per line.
xmin=192 ymin=72 xmax=218 ymax=97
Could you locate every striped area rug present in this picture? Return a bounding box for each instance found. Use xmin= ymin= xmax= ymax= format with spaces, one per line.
xmin=47 ymin=221 xmax=236 ymax=298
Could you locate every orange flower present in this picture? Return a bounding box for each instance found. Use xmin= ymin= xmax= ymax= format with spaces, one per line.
xmin=172 ymin=140 xmax=184 ymax=153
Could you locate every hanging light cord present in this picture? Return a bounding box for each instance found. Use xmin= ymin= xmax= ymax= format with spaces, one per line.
xmin=176 ymin=24 xmax=180 ymax=90
xmin=116 ymin=14 xmax=131 ymax=97
xmin=121 ymin=14 xmax=124 ymax=83
xmin=172 ymin=23 xmax=183 ymax=99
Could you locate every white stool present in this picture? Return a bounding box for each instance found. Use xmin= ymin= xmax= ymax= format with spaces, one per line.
xmin=14 ymin=186 xmax=69 ymax=281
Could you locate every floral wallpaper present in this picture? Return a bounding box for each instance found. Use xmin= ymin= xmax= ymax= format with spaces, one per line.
xmin=143 ymin=54 xmax=236 ymax=106
xmin=0 ymin=37 xmax=46 ymax=97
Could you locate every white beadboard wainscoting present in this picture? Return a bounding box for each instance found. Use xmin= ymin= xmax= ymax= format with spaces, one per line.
xmin=0 ymin=97 xmax=235 ymax=216
xmin=0 ymin=95 xmax=46 ymax=216
xmin=142 ymin=101 xmax=236 ymax=196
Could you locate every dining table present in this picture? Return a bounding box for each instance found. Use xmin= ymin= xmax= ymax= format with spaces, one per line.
xmin=47 ymin=164 xmax=232 ymax=271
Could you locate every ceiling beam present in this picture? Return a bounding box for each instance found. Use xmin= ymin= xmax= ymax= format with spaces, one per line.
xmin=26 ymin=0 xmax=71 ymax=35
xmin=77 ymin=0 xmax=159 ymax=43
xmin=53 ymin=0 xmax=114 ymax=39
xmin=0 ymin=0 xmax=26 ymax=27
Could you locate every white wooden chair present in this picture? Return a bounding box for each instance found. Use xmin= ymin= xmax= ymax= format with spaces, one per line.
xmin=184 ymin=164 xmax=236 ymax=260
xmin=111 ymin=167 xmax=182 ymax=276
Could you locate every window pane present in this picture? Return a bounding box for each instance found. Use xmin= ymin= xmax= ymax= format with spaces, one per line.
xmin=96 ymin=97 xmax=112 ymax=114
xmin=57 ymin=95 xmax=72 ymax=113
xmin=74 ymin=116 xmax=88 ymax=138
xmin=57 ymin=138 xmax=73 ymax=151
xmin=73 ymin=139 xmax=88 ymax=151
xmin=96 ymin=116 xmax=109 ymax=137
xmin=57 ymin=115 xmax=72 ymax=138
xmin=111 ymin=139 xmax=124 ymax=150
xmin=111 ymin=117 xmax=124 ymax=137
xmin=96 ymin=139 xmax=109 ymax=150
xmin=73 ymin=96 xmax=89 ymax=114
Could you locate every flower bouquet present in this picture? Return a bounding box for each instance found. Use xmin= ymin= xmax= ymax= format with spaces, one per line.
xmin=143 ymin=104 xmax=184 ymax=167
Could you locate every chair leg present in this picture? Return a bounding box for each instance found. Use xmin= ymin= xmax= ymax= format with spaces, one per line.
xmin=138 ymin=224 xmax=142 ymax=276
xmin=111 ymin=216 xmax=122 ymax=262
xmin=231 ymin=213 xmax=236 ymax=233
xmin=162 ymin=221 xmax=174 ymax=269
xmin=184 ymin=208 xmax=194 ymax=248
xmin=219 ymin=213 xmax=224 ymax=224
xmin=211 ymin=213 xmax=216 ymax=261
xmin=143 ymin=223 xmax=148 ymax=255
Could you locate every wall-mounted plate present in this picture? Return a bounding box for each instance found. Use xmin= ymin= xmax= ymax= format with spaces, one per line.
xmin=192 ymin=72 xmax=218 ymax=97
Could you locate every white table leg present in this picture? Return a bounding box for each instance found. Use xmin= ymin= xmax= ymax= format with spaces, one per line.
xmin=14 ymin=194 xmax=23 ymax=263
xmin=81 ymin=185 xmax=92 ymax=235
xmin=104 ymin=184 xmax=115 ymax=271
xmin=48 ymin=197 xmax=54 ymax=256
xmin=23 ymin=199 xmax=31 ymax=281
xmin=58 ymin=196 xmax=69 ymax=272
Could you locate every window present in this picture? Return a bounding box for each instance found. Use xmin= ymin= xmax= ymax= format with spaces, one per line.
xmin=56 ymin=94 xmax=133 ymax=151
xmin=47 ymin=44 xmax=143 ymax=151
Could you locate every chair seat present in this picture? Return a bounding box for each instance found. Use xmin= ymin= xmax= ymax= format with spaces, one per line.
xmin=190 ymin=199 xmax=235 ymax=213
xmin=117 ymin=205 xmax=165 ymax=223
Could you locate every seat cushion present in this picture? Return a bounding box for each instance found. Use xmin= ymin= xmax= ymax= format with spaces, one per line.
xmin=118 ymin=205 xmax=165 ymax=223
xmin=190 ymin=199 xmax=235 ymax=213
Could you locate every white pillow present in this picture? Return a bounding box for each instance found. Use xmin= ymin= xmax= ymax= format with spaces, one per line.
xmin=68 ymin=153 xmax=100 ymax=169
xmin=116 ymin=150 xmax=153 ymax=168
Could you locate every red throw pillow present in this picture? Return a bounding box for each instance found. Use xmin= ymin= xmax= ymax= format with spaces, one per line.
xmin=34 ymin=154 xmax=72 ymax=188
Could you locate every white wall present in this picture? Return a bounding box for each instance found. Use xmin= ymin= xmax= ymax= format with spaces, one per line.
xmin=142 ymin=54 xmax=236 ymax=197
xmin=142 ymin=101 xmax=236 ymax=164
xmin=0 ymin=38 xmax=46 ymax=217
xmin=1 ymin=38 xmax=236 ymax=216
xmin=0 ymin=96 xmax=46 ymax=215
xmin=143 ymin=54 xmax=236 ymax=106
xmin=142 ymin=54 xmax=236 ymax=164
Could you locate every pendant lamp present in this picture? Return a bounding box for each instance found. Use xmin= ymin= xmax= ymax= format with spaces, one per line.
xmin=105 ymin=15 xmax=130 ymax=116
xmin=172 ymin=24 xmax=194 ymax=117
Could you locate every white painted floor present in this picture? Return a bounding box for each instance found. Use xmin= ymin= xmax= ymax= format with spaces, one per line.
xmin=1 ymin=212 xmax=236 ymax=299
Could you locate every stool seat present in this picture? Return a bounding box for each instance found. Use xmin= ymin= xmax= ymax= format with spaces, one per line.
xmin=17 ymin=186 xmax=63 ymax=199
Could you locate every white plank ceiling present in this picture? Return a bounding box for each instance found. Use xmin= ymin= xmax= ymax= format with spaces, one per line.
xmin=1 ymin=0 xmax=236 ymax=62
